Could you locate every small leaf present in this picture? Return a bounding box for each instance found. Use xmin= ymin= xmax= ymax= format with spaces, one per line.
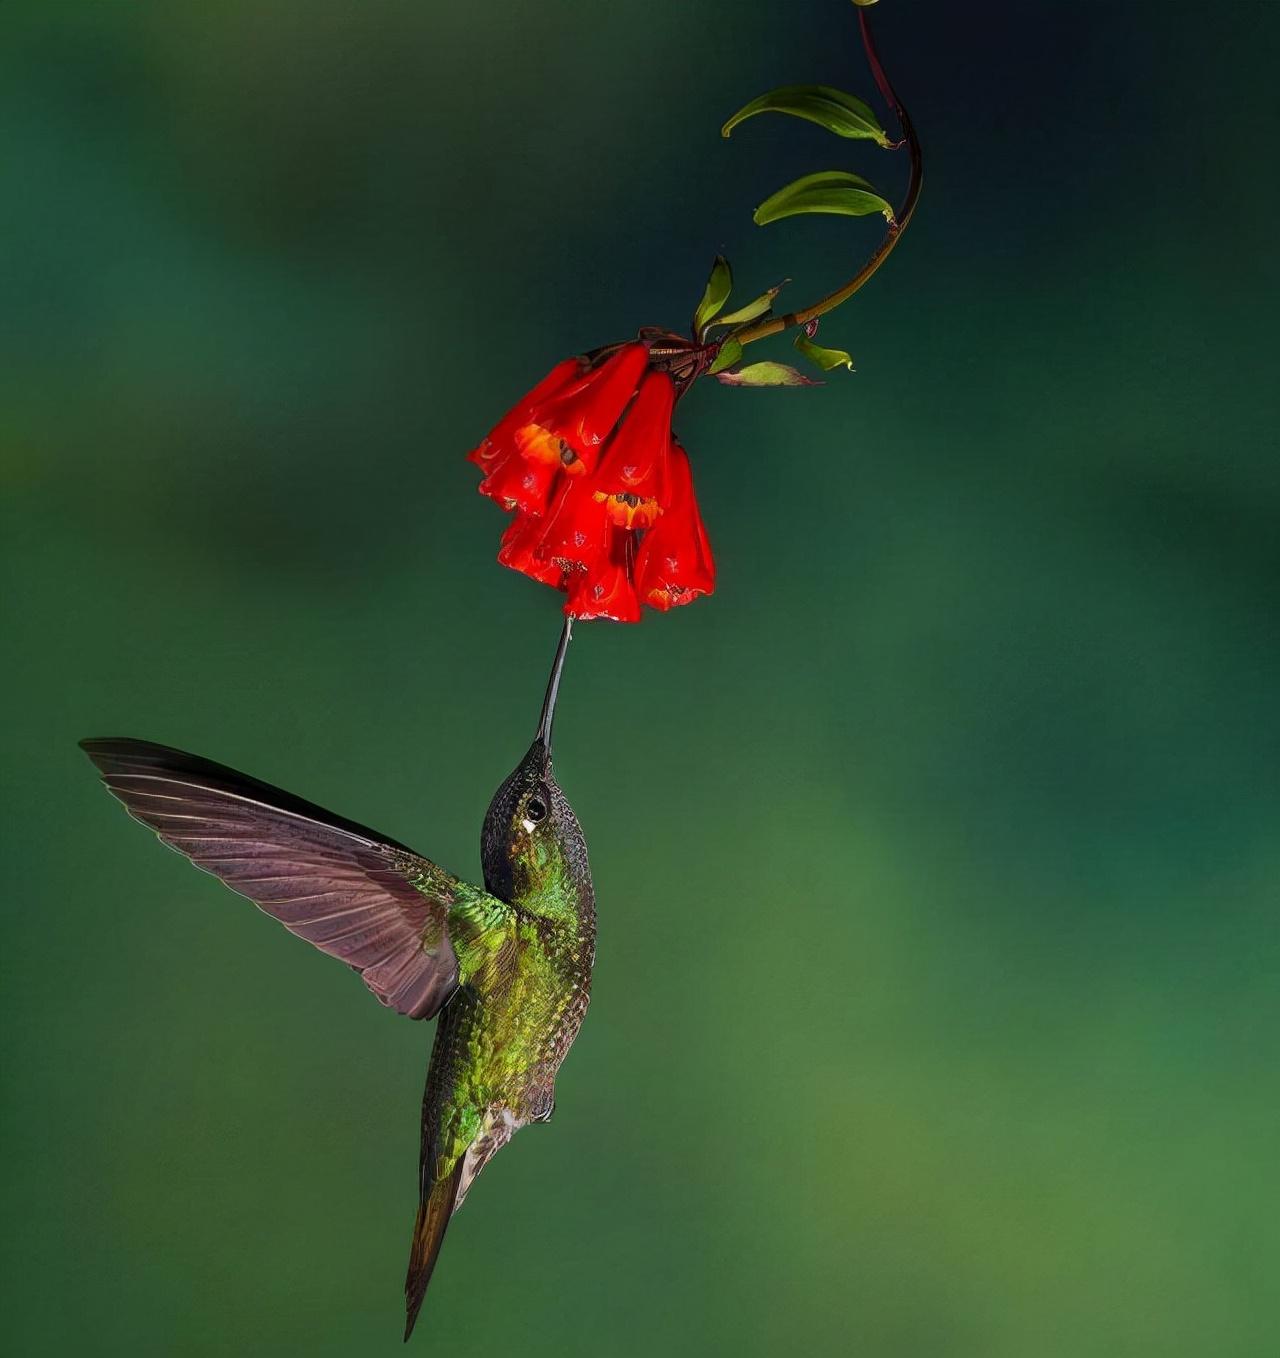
xmin=715 ymin=361 xmax=819 ymax=388
xmin=795 ymin=333 xmax=855 ymax=373
xmin=708 ymin=338 xmax=743 ymax=375
xmin=721 ymin=84 xmax=890 ymax=148
xmin=694 ymin=256 xmax=733 ymax=336
xmin=852 ymin=1 xmax=880 ymax=7
xmin=754 ymin=171 xmax=895 ymax=227
xmin=707 ymin=282 xmax=789 ymax=331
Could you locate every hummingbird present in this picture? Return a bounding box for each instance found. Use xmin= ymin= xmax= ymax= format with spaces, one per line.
xmin=79 ymin=620 xmax=595 ymax=1340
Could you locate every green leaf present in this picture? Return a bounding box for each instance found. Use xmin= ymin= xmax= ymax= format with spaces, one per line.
xmin=794 ymin=333 xmax=855 ymax=373
xmin=707 ymin=282 xmax=788 ymax=331
xmin=852 ymin=1 xmax=880 ymax=7
xmin=708 ymin=338 xmax=743 ymax=375
xmin=721 ymin=84 xmax=890 ymax=148
xmin=714 ymin=361 xmax=818 ymax=388
xmin=693 ymin=256 xmax=733 ymax=336
xmin=754 ymin=171 xmax=895 ymax=227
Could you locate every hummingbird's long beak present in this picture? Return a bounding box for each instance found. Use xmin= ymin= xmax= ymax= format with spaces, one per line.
xmin=536 ymin=617 xmax=573 ymax=758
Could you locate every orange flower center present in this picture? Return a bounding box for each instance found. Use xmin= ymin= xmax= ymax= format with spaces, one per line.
xmin=514 ymin=423 xmax=582 ymax=473
xmin=593 ymin=490 xmax=662 ymax=529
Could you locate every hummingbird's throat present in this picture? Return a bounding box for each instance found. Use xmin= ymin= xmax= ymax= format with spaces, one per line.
xmin=507 ymin=836 xmax=578 ymax=926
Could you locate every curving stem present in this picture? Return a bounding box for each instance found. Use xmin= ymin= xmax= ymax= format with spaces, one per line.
xmin=734 ymin=7 xmax=923 ymax=349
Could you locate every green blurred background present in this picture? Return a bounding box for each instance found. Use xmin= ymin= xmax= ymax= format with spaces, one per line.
xmin=3 ymin=2 xmax=1278 ymax=1353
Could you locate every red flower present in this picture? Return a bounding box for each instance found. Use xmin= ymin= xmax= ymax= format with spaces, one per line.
xmin=468 ymin=358 xmax=580 ymax=481
xmin=592 ymin=371 xmax=672 ymax=529
xmin=635 ymin=442 xmax=715 ymax=610
xmin=470 ymin=341 xmax=715 ymax=621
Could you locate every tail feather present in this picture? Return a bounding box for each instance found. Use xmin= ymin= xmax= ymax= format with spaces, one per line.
xmin=404 ymin=1158 xmax=465 ymax=1342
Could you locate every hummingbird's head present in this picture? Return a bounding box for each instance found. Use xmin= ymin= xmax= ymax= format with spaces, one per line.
xmin=480 ymin=621 xmax=590 ymax=908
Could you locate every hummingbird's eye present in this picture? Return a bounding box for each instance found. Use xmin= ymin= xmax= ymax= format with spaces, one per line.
xmin=525 ymin=796 xmax=548 ymax=823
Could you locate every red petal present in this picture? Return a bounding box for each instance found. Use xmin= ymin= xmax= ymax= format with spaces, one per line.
xmin=467 ymin=358 xmax=582 ymax=473
xmin=497 ymin=514 xmax=565 ymax=589
xmin=479 ymin=451 xmax=559 ymax=515
xmin=525 ymin=344 xmax=649 ymax=476
xmin=661 ymin=436 xmax=694 ymax=512
xmin=634 ymin=443 xmax=715 ymax=611
xmin=593 ymin=371 xmax=674 ymax=505
xmin=538 ymin=480 xmax=611 ymax=573
xmin=566 ymin=554 xmax=641 ymax=623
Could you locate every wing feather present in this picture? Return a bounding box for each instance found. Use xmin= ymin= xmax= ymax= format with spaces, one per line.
xmin=80 ymin=737 xmax=510 ymax=1020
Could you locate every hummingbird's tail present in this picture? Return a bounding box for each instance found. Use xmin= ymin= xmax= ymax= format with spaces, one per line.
xmin=403 ymin=1157 xmax=465 ymax=1342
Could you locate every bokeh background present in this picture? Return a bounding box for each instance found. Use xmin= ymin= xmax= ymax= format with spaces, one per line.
xmin=3 ymin=2 xmax=1278 ymax=1354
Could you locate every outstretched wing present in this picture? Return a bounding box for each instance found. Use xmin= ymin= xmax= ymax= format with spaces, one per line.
xmin=80 ymin=737 xmax=513 ymax=1020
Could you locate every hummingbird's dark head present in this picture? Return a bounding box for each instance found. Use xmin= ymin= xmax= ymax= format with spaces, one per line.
xmin=480 ymin=621 xmax=591 ymax=908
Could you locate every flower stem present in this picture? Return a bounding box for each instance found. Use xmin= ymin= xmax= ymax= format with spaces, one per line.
xmin=734 ymin=8 xmax=923 ymax=349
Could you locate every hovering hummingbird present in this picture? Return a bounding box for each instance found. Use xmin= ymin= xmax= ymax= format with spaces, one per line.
xmin=80 ymin=620 xmax=594 ymax=1340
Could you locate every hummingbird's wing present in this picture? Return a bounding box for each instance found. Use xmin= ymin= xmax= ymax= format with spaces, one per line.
xmin=80 ymin=738 xmax=515 ymax=1020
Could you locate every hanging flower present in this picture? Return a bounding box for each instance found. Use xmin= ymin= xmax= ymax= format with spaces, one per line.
xmin=634 ymin=442 xmax=715 ymax=610
xmin=469 ymin=339 xmax=716 ymax=622
xmin=461 ymin=4 xmax=922 ymax=629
